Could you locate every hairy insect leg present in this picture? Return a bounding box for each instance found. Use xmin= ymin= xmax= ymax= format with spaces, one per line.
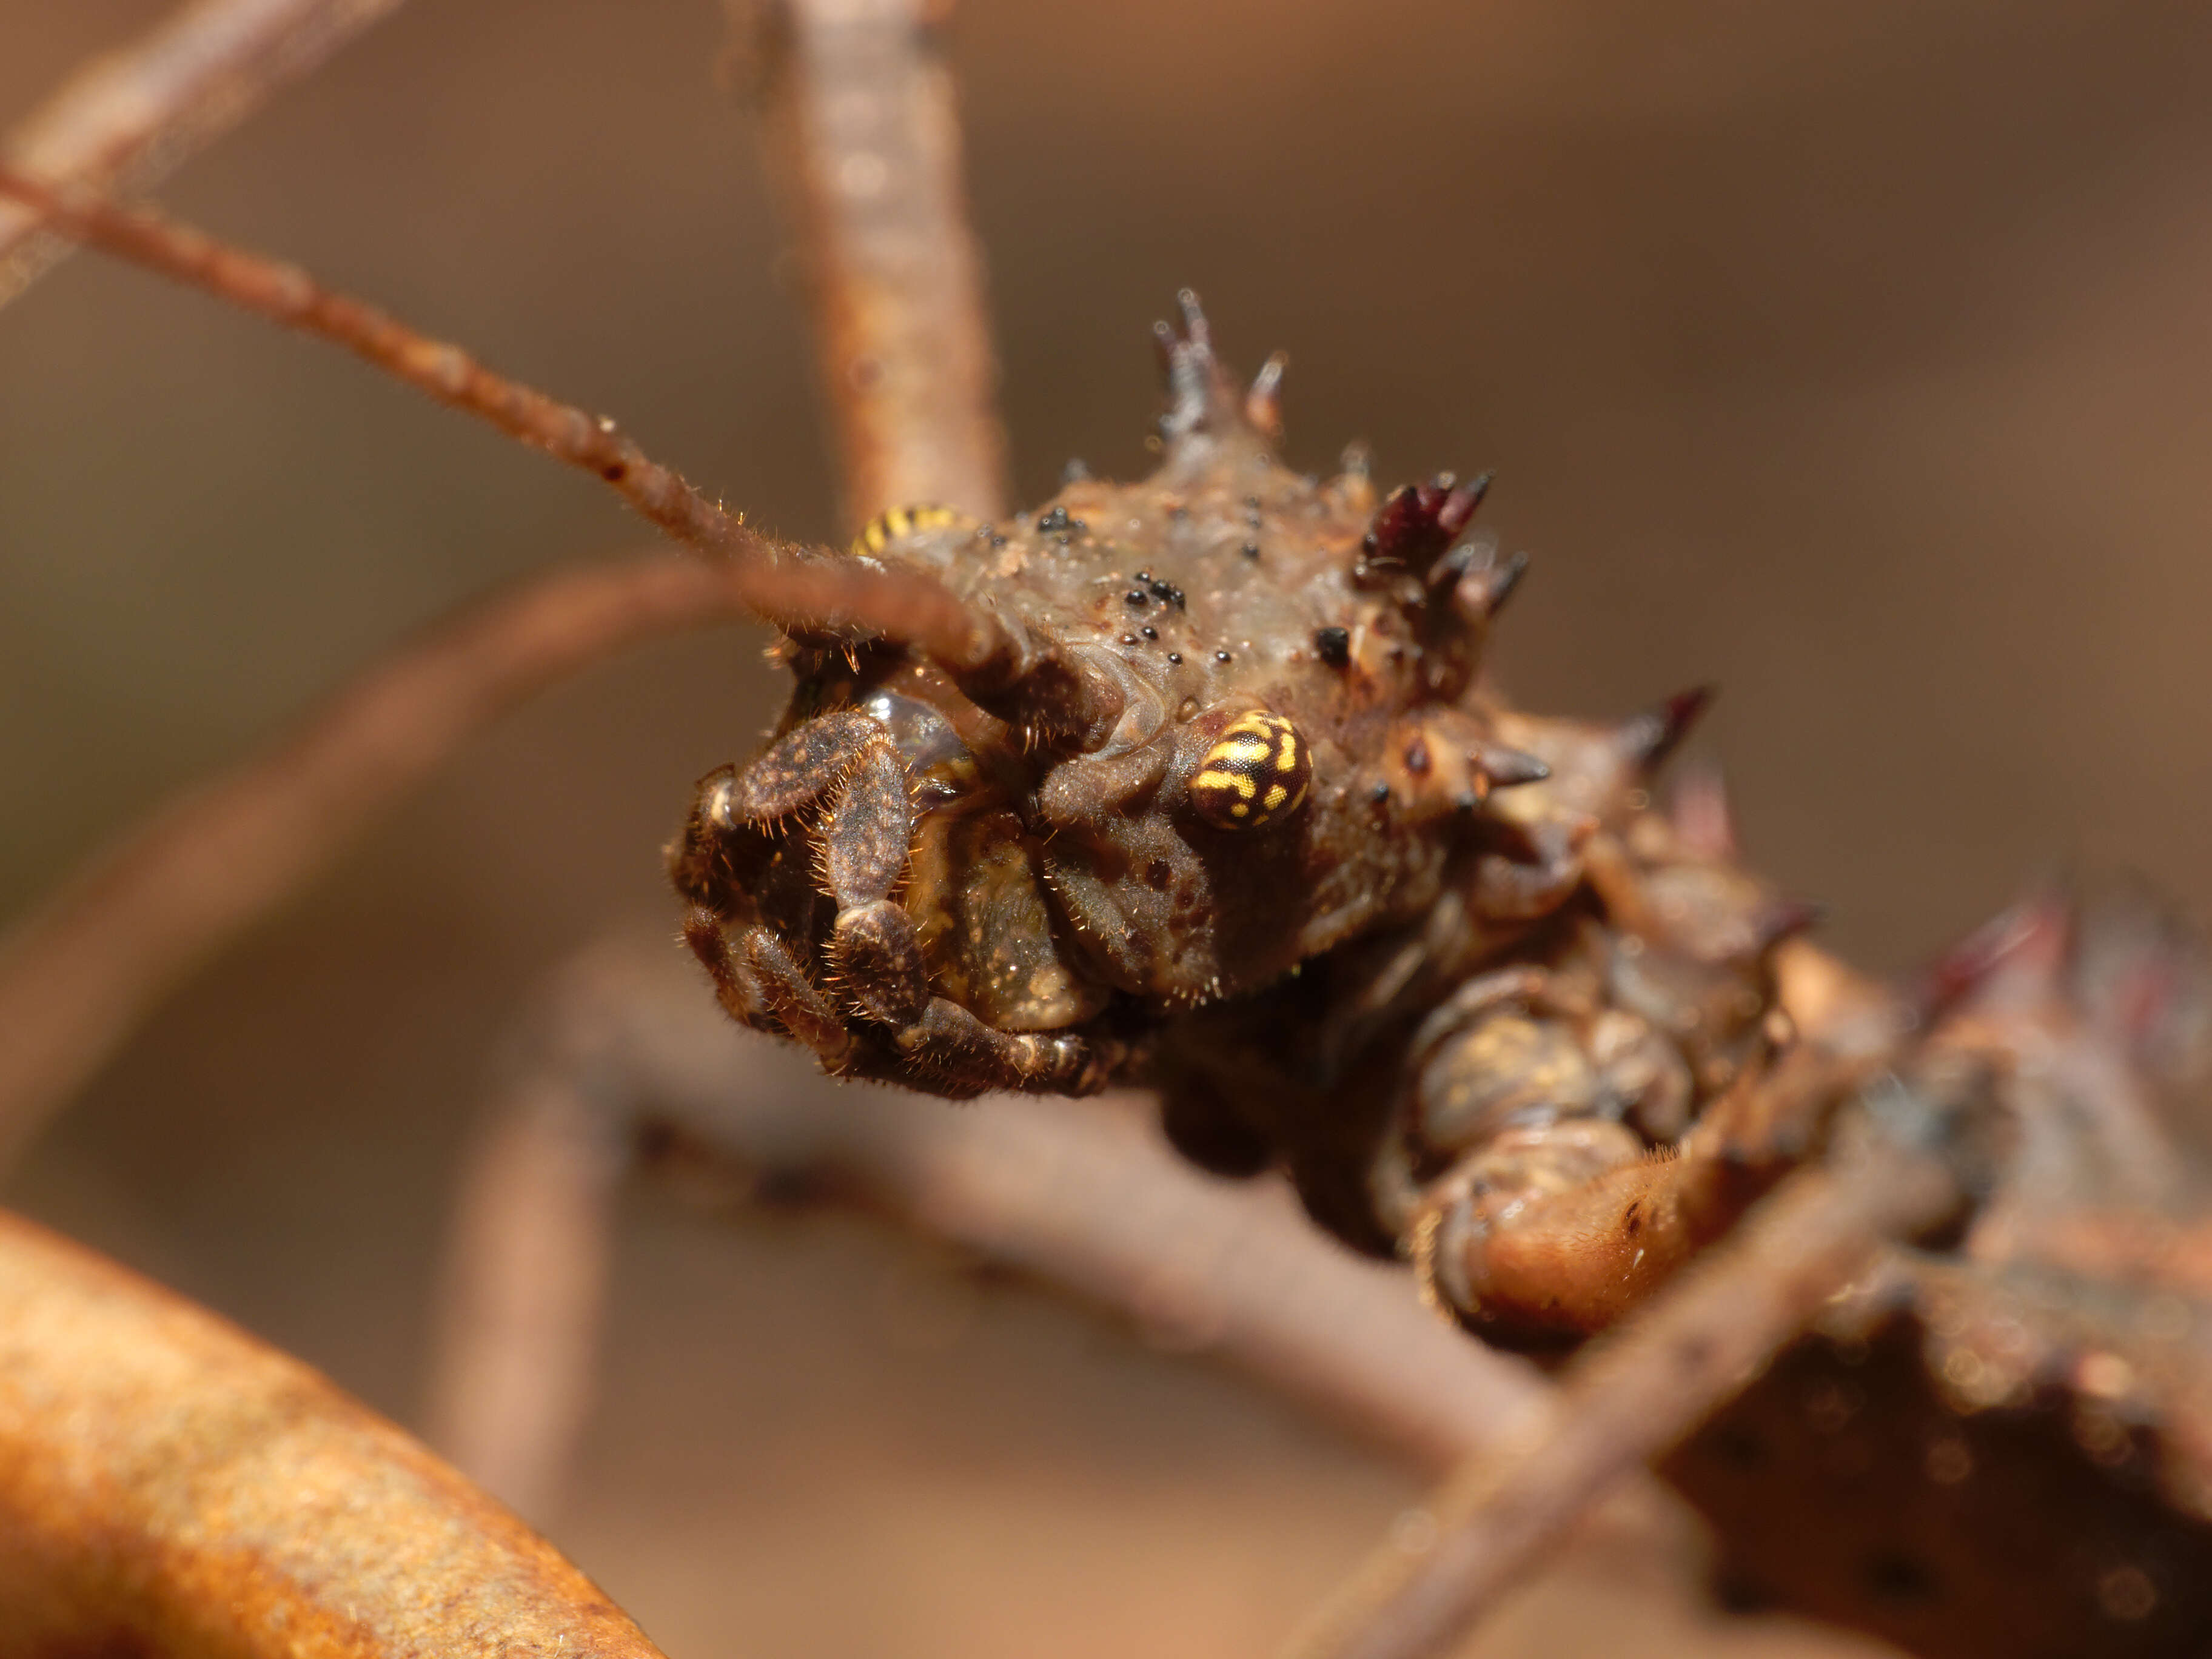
xmin=889 ymin=997 xmax=1111 ymax=1099
xmin=680 ymin=903 xmax=759 ymax=1021
xmin=677 ymin=899 xmax=860 ymax=1070
xmin=742 ymin=927 xmax=857 ymax=1064
xmin=669 ymin=764 xmax=742 ymax=911
xmin=672 ymin=709 xmax=924 ymax=1047
xmin=680 ymin=711 xmax=1108 ymax=1094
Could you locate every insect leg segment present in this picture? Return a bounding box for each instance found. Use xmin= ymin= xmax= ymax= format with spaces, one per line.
xmin=710 ymin=709 xmax=936 ymax=1030
xmin=890 ymin=999 xmax=1111 ymax=1099
xmin=680 ymin=903 xmax=762 ymax=1023
xmin=819 ymin=737 xmax=932 ymax=1028
xmin=1390 ymin=955 xmax=1743 ymax=1339
xmin=681 ymin=709 xmax=1113 ymax=1096
xmin=744 ymin=927 xmax=859 ymax=1061
xmin=1412 ymin=1124 xmax=1751 ymax=1340
xmin=1415 ymin=1032 xmax=1894 ymax=1341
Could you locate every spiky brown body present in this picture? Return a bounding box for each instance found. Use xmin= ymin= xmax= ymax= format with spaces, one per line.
xmin=669 ymin=296 xmax=1805 ymax=1338
xmin=18 ymin=144 xmax=2212 ymax=1655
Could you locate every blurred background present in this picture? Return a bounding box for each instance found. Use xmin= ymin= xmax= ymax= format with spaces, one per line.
xmin=2 ymin=1 xmax=2210 ymax=1654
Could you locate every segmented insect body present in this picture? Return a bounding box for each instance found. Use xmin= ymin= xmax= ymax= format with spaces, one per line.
xmin=669 ymin=303 xmax=2212 ymax=1647
xmin=672 ymin=294 xmax=1811 ymax=1338
xmin=15 ymin=140 xmax=2212 ymax=1653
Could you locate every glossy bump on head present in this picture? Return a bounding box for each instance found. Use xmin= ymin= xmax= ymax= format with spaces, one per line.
xmin=1190 ymin=711 xmax=1312 ymax=830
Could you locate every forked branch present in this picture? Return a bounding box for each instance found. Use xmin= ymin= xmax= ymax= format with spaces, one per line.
xmin=0 ymin=0 xmax=411 ymax=306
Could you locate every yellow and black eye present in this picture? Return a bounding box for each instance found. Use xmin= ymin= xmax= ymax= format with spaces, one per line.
xmin=1189 ymin=711 xmax=1312 ymax=830
xmin=853 ymin=503 xmax=972 ymax=555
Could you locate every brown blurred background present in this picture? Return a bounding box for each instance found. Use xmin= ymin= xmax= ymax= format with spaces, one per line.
xmin=2 ymin=1 xmax=2210 ymax=1654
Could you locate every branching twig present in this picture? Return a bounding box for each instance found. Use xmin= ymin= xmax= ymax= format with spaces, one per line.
xmin=1281 ymin=1136 xmax=1964 ymax=1659
xmin=0 ymin=1207 xmax=670 ymax=1659
xmin=0 ymin=168 xmax=1008 ymax=668
xmin=429 ymin=942 xmax=1564 ymax=1514
xmin=752 ymin=0 xmax=1010 ymax=529
xmin=0 ymin=552 xmax=766 ymax=1168
xmin=0 ymin=0 xmax=409 ymax=307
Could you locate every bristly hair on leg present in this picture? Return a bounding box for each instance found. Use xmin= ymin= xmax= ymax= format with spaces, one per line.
xmin=0 ymin=167 xmax=1021 ymax=679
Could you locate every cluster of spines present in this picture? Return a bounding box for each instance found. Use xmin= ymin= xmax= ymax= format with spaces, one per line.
xmin=1151 ymin=290 xmax=1739 ymax=822
xmin=1355 ymin=473 xmax=1493 ymax=585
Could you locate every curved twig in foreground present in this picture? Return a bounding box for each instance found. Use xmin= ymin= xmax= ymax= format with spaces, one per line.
xmin=0 ymin=552 xmax=762 ymax=1168
xmin=0 ymin=0 xmax=411 ymax=306
xmin=0 ymin=1208 xmax=669 ymax=1659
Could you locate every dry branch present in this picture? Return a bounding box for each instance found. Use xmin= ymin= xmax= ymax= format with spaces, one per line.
xmin=0 ymin=1208 xmax=671 ymax=1659
xmin=0 ymin=552 xmax=768 ymax=1168
xmin=1282 ymin=1135 xmax=1963 ymax=1659
xmin=429 ymin=942 xmax=1566 ymax=1513
xmin=751 ymin=0 xmax=1010 ymax=529
xmin=0 ymin=0 xmax=409 ymax=306
xmin=0 ymin=11 xmax=2016 ymax=1657
xmin=0 ymin=168 xmax=1008 ymax=668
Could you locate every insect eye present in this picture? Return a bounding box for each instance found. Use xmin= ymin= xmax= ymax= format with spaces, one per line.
xmin=1189 ymin=711 xmax=1312 ymax=830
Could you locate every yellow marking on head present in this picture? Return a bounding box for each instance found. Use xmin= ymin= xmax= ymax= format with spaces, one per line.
xmin=1190 ymin=709 xmax=1313 ymax=830
xmin=1193 ymin=769 xmax=1258 ymax=799
xmin=853 ymin=503 xmax=972 ymax=555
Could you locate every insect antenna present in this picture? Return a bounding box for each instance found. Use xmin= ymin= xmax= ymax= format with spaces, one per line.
xmin=0 ymin=169 xmax=1016 ymax=677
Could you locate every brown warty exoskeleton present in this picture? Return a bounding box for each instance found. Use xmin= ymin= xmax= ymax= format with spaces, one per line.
xmin=668 ymin=292 xmax=1832 ymax=1342
xmin=16 ymin=165 xmax=2199 ymax=1369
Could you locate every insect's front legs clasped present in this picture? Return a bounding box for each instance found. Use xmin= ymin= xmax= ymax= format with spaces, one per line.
xmin=673 ymin=711 xmax=1102 ymax=1097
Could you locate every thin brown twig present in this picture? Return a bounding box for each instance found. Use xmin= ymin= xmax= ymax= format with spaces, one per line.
xmin=0 ymin=0 xmax=409 ymax=307
xmin=0 ymin=552 xmax=765 ymax=1169
xmin=0 ymin=169 xmax=1008 ymax=670
xmin=427 ymin=1017 xmax=631 ymax=1521
xmin=428 ymin=942 xmax=1564 ymax=1509
xmin=751 ymin=0 xmax=1010 ymax=530
xmin=0 ymin=1207 xmax=670 ymax=1659
xmin=1282 ymin=1133 xmax=1963 ymax=1659
xmin=435 ymin=0 xmax=1018 ymax=1515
